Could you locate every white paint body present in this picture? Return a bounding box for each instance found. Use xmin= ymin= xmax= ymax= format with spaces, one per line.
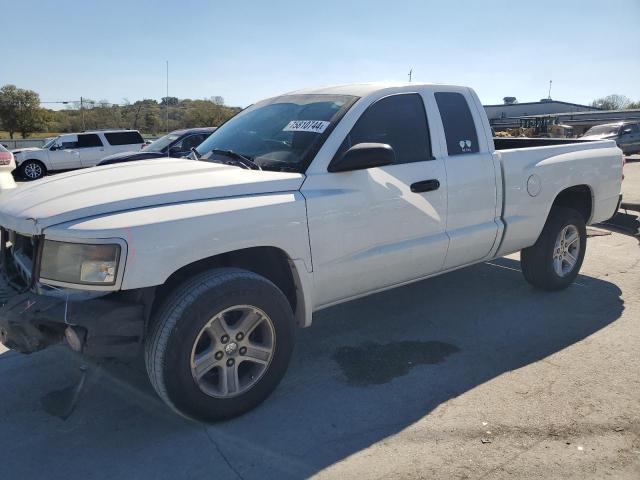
xmin=0 ymin=83 xmax=623 ymax=327
xmin=11 ymin=130 xmax=145 ymax=172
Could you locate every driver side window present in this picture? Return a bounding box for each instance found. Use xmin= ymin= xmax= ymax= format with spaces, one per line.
xmin=61 ymin=140 xmax=78 ymax=149
xmin=334 ymin=93 xmax=432 ymax=164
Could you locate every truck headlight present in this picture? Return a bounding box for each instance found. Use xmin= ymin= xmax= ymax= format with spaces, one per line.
xmin=39 ymin=240 xmax=121 ymax=286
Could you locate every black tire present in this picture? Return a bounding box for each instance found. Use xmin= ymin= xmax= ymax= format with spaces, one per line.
xmin=145 ymin=268 xmax=295 ymax=422
xmin=19 ymin=159 xmax=46 ymax=181
xmin=521 ymin=206 xmax=587 ymax=291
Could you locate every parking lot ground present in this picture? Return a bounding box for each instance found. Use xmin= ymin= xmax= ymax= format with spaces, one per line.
xmin=1 ymin=219 xmax=639 ymax=479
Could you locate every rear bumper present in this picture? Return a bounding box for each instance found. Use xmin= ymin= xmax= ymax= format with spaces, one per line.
xmin=0 ymin=279 xmax=147 ymax=357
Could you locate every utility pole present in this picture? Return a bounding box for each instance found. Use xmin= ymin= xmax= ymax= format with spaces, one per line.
xmin=547 ymin=80 xmax=552 ymax=100
xmin=80 ymin=96 xmax=85 ymax=131
xmin=166 ymin=60 xmax=169 ymax=134
xmin=408 ymin=69 xmax=412 ymax=82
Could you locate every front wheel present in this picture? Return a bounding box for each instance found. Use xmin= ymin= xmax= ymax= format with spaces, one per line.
xmin=145 ymin=268 xmax=295 ymax=422
xmin=521 ymin=206 xmax=587 ymax=291
xmin=19 ymin=160 xmax=46 ymax=180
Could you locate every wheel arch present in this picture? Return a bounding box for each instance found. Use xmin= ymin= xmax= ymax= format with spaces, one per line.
xmin=150 ymin=246 xmax=312 ymax=329
xmin=550 ymin=184 xmax=593 ymax=224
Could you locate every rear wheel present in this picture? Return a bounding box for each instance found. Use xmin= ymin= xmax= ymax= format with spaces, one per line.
xmin=19 ymin=160 xmax=46 ymax=180
xmin=145 ymin=268 xmax=295 ymax=422
xmin=521 ymin=206 xmax=586 ymax=291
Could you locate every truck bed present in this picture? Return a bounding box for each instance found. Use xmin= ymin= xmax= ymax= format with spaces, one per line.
xmin=493 ymin=139 xmax=622 ymax=258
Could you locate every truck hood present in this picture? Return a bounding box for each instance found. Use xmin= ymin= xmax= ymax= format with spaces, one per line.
xmin=0 ymin=158 xmax=305 ymax=235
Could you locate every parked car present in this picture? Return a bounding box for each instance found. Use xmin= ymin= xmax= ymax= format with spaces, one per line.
xmin=0 ymin=83 xmax=623 ymax=422
xmin=12 ymin=129 xmax=145 ymax=180
xmin=0 ymin=144 xmax=17 ymax=191
xmin=98 ymin=128 xmax=216 ymax=166
xmin=581 ymin=121 xmax=640 ymax=155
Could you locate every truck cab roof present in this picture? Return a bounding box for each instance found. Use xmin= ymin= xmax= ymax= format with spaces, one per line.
xmin=287 ymin=82 xmax=459 ymax=98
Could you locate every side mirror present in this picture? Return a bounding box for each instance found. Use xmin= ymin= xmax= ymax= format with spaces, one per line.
xmin=329 ymin=143 xmax=395 ymax=173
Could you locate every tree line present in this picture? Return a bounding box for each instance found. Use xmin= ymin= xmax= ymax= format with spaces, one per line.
xmin=0 ymin=84 xmax=242 ymax=139
xmin=590 ymin=94 xmax=640 ymax=110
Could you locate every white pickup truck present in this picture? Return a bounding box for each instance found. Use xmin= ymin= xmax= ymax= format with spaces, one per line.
xmin=0 ymin=83 xmax=623 ymax=421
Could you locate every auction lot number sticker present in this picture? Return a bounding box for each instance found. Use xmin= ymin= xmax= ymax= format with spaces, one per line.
xmin=283 ymin=120 xmax=330 ymax=134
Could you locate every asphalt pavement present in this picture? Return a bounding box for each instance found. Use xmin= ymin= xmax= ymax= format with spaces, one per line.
xmin=1 ymin=168 xmax=639 ymax=479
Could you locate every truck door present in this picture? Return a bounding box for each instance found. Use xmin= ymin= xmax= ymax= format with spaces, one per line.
xmin=77 ymin=133 xmax=106 ymax=166
xmin=302 ymin=92 xmax=449 ymax=307
xmin=48 ymin=134 xmax=82 ymax=170
xmin=433 ymin=90 xmax=499 ymax=269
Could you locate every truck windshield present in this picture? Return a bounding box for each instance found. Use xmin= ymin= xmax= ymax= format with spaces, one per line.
xmin=583 ymin=124 xmax=621 ymax=136
xmin=145 ymin=133 xmax=180 ymax=152
xmin=196 ymin=94 xmax=357 ymax=172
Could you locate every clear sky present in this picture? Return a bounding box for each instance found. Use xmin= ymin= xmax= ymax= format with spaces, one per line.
xmin=2 ymin=0 xmax=639 ymax=108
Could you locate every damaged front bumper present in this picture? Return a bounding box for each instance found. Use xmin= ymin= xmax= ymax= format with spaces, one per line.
xmin=0 ymin=279 xmax=147 ymax=357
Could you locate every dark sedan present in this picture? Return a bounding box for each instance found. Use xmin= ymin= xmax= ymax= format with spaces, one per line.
xmin=97 ymin=127 xmax=216 ymax=166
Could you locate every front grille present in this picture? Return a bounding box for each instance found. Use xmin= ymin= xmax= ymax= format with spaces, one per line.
xmin=1 ymin=228 xmax=40 ymax=288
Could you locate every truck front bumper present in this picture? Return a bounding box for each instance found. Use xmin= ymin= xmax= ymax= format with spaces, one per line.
xmin=0 ymin=280 xmax=147 ymax=357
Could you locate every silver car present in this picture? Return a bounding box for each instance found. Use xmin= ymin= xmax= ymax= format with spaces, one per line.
xmin=581 ymin=122 xmax=640 ymax=155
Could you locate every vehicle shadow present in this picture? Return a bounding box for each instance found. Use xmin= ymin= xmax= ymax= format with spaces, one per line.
xmin=0 ymin=257 xmax=624 ymax=479
xmin=596 ymin=211 xmax=640 ymax=243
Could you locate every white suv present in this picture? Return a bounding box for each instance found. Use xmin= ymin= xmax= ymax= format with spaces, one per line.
xmin=12 ymin=130 xmax=145 ymax=180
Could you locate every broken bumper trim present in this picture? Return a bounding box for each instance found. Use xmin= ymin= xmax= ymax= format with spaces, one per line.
xmin=0 ymin=280 xmax=146 ymax=357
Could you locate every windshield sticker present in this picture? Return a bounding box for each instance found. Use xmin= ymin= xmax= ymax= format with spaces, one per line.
xmin=283 ymin=120 xmax=330 ymax=134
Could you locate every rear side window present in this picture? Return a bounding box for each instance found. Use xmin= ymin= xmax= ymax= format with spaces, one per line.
xmin=104 ymin=131 xmax=144 ymax=146
xmin=337 ymin=93 xmax=431 ymax=164
xmin=77 ymin=134 xmax=103 ymax=148
xmin=435 ymin=92 xmax=479 ymax=156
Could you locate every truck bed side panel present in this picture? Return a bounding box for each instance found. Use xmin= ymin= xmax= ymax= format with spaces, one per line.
xmin=495 ymin=140 xmax=622 ymax=257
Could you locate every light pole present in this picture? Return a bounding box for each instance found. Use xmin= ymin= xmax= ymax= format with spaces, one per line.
xmin=54 ymin=98 xmax=92 ymax=130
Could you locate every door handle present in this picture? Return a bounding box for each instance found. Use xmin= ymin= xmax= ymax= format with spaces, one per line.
xmin=410 ymin=179 xmax=440 ymax=193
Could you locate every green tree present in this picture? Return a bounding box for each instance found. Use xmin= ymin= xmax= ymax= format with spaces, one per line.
xmin=0 ymin=85 xmax=240 ymax=137
xmin=0 ymin=84 xmax=48 ymax=138
xmin=160 ymin=96 xmax=179 ymax=106
xmin=590 ymin=94 xmax=632 ymax=110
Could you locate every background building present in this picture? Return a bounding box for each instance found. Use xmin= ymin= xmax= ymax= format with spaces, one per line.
xmin=485 ymin=97 xmax=599 ymax=129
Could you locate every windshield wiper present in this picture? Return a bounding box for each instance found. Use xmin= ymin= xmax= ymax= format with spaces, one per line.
xmin=208 ymin=149 xmax=261 ymax=170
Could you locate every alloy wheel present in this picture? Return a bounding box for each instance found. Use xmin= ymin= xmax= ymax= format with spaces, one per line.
xmin=190 ymin=305 xmax=275 ymax=398
xmin=24 ymin=162 xmax=42 ymax=179
xmin=552 ymin=224 xmax=580 ymax=277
